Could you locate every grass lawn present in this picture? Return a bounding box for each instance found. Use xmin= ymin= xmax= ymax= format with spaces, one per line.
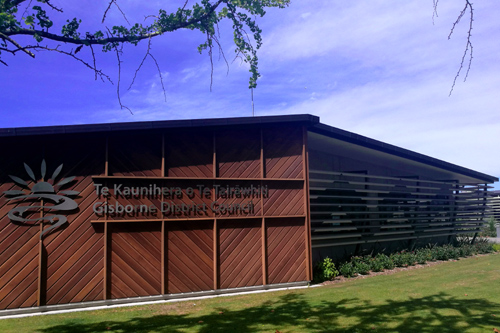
xmin=1 ymin=253 xmax=499 ymax=332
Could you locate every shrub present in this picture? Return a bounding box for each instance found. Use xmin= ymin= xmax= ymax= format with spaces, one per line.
xmin=445 ymin=244 xmax=460 ymax=260
xmin=415 ymin=248 xmax=432 ymax=264
xmin=458 ymin=244 xmax=474 ymax=257
xmin=402 ymin=251 xmax=417 ymax=266
xmin=492 ymin=243 xmax=500 ymax=252
xmin=427 ymin=245 xmax=438 ymax=261
xmin=313 ymin=257 xmax=339 ymax=282
xmin=339 ymin=262 xmax=356 ymax=278
xmin=433 ymin=245 xmax=458 ymax=261
xmin=473 ymin=238 xmax=494 ymax=254
xmin=375 ymin=253 xmax=395 ymax=270
xmin=318 ymin=240 xmax=498 ymax=281
xmin=368 ymin=255 xmax=385 ymax=272
xmin=391 ymin=252 xmax=407 ymax=267
xmin=351 ymin=256 xmax=370 ymax=275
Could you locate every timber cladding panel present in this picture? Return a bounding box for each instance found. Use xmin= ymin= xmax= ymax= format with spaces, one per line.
xmin=264 ymin=127 xmax=304 ymax=179
xmin=108 ymin=132 xmax=162 ymax=177
xmin=266 ymin=218 xmax=306 ymax=284
xmin=167 ymin=221 xmax=213 ymax=294
xmin=217 ymin=130 xmax=261 ymax=179
xmin=219 ymin=219 xmax=262 ymax=289
xmin=0 ymin=213 xmax=39 ymax=309
xmin=0 ymin=164 xmax=39 ymax=309
xmin=44 ymin=137 xmax=105 ymax=305
xmin=0 ymin=124 xmax=311 ymax=311
xmin=264 ymin=182 xmax=305 ymax=216
xmin=110 ymin=223 xmax=162 ymax=298
xmin=165 ymin=132 xmax=213 ymax=178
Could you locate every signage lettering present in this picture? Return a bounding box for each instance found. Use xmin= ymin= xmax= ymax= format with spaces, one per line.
xmin=92 ymin=183 xmax=266 ymax=217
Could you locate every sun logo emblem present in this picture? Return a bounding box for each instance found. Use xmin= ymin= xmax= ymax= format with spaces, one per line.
xmin=3 ymin=160 xmax=80 ymax=238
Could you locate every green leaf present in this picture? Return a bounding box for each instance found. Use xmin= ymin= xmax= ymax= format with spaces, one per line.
xmin=24 ymin=15 xmax=34 ymax=27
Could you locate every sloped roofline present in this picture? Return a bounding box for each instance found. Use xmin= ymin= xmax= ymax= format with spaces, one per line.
xmin=309 ymin=122 xmax=498 ymax=184
xmin=0 ymin=114 xmax=497 ymax=183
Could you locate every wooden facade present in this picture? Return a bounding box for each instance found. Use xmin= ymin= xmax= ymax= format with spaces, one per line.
xmin=0 ymin=114 xmax=497 ymax=313
xmin=0 ymin=119 xmax=312 ymax=311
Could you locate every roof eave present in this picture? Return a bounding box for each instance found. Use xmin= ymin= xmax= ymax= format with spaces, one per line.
xmin=310 ymin=123 xmax=498 ymax=184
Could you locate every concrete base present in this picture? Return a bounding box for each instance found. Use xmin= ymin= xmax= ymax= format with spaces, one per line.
xmin=0 ymin=281 xmax=311 ymax=319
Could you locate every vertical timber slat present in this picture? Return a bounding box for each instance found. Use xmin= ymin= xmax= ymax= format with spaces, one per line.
xmin=213 ymin=219 xmax=219 ymax=290
xmin=37 ymin=201 xmax=45 ymax=306
xmin=161 ymin=133 xmax=166 ymax=294
xmin=103 ymin=222 xmax=109 ymax=299
xmin=105 ymin=136 xmax=109 ymax=177
xmin=260 ymin=129 xmax=265 ymax=179
xmin=261 ymin=218 xmax=267 ymax=285
xmin=260 ymin=129 xmax=267 ymax=285
xmin=161 ymin=133 xmax=165 ymax=177
xmin=213 ymin=132 xmax=217 ymax=179
xmin=213 ymin=131 xmax=219 ymax=290
xmin=39 ymin=146 xmax=47 ymax=306
xmin=302 ymin=127 xmax=312 ymax=281
xmin=103 ymin=136 xmax=109 ymax=300
xmin=161 ymin=221 xmax=166 ymax=294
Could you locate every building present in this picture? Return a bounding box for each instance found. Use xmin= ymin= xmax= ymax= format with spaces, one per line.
xmin=487 ymin=191 xmax=500 ymax=222
xmin=0 ymin=114 xmax=497 ymax=315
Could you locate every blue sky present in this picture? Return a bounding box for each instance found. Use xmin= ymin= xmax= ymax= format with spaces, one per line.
xmin=1 ymin=0 xmax=499 ymax=188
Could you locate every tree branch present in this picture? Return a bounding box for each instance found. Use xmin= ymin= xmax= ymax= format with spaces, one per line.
xmin=89 ymin=44 xmax=97 ymax=80
xmin=128 ymin=37 xmax=166 ymax=102
xmin=21 ymin=0 xmax=34 ymax=18
xmin=22 ymin=44 xmax=113 ymax=83
xmin=4 ymin=0 xmax=225 ymax=46
xmin=448 ymin=0 xmax=474 ymax=95
xmin=5 ymin=27 xmax=161 ymax=45
xmin=0 ymin=0 xmax=290 ymax=110
xmin=5 ymin=0 xmax=29 ymax=8
xmin=102 ymin=0 xmax=116 ymax=23
xmin=432 ymin=0 xmax=439 ymax=24
xmin=207 ymin=31 xmax=214 ymax=91
xmin=114 ymin=2 xmax=131 ymax=26
xmin=107 ymin=27 xmax=132 ymax=114
xmin=149 ymin=52 xmax=167 ymax=102
xmin=43 ymin=0 xmax=63 ymax=13
xmin=0 ymin=31 xmax=35 ymax=57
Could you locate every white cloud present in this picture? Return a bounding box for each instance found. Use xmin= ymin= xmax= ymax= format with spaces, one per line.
xmin=4 ymin=0 xmax=499 ymax=188
xmin=252 ymin=0 xmax=500 ymax=188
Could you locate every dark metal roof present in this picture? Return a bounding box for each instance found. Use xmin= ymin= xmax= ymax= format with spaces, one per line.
xmin=310 ymin=122 xmax=498 ymax=184
xmin=0 ymin=114 xmax=320 ymax=137
xmin=0 ymin=113 xmax=497 ymax=183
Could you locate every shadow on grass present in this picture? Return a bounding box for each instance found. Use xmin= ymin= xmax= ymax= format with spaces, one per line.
xmin=38 ymin=292 xmax=500 ymax=332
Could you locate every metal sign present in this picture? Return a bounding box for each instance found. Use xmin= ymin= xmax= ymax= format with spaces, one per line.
xmin=3 ymin=160 xmax=79 ymax=238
